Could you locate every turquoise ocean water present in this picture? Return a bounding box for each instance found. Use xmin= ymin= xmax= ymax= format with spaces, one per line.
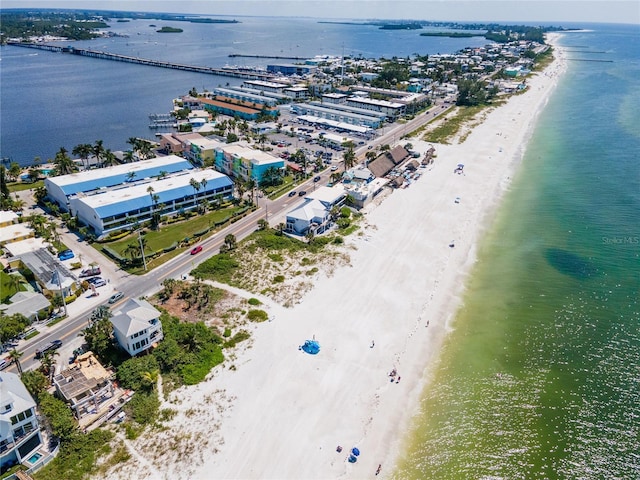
xmin=394 ymin=24 xmax=639 ymax=479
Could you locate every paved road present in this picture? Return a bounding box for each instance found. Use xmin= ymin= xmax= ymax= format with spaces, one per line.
xmin=6 ymin=102 xmax=451 ymax=373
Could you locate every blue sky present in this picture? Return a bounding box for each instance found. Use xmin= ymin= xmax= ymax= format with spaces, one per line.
xmin=3 ymin=1 xmax=639 ymax=24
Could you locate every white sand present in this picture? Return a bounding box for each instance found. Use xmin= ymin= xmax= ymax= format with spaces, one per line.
xmin=104 ymin=38 xmax=566 ymax=480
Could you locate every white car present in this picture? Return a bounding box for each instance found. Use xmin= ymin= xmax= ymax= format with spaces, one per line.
xmin=330 ymin=166 xmax=338 ymax=171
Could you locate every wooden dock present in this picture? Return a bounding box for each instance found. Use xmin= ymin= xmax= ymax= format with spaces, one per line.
xmin=7 ymin=42 xmax=275 ymax=80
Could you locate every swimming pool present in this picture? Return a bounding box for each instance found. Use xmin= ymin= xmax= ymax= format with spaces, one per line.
xmin=26 ymin=452 xmax=42 ymax=465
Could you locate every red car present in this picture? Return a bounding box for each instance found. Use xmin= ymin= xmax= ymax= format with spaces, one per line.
xmin=190 ymin=246 xmax=203 ymax=255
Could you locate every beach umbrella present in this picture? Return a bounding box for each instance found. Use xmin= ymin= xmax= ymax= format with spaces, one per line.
xmin=348 ymin=455 xmax=357 ymax=463
xmin=351 ymin=447 xmax=360 ymax=456
xmin=457 ymin=163 xmax=464 ymax=168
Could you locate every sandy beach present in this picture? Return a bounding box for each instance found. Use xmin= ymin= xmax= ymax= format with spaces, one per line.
xmin=103 ymin=37 xmax=566 ymax=480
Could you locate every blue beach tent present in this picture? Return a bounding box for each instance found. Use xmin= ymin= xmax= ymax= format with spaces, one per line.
xmin=300 ymin=339 xmax=320 ymax=354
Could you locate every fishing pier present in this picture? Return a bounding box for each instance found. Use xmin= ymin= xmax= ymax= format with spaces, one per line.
xmin=7 ymin=42 xmax=276 ymax=80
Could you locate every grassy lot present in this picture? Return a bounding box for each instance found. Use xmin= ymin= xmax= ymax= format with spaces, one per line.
xmin=0 ymin=271 xmax=26 ymax=302
xmin=98 ymin=205 xmax=252 ymax=273
xmin=262 ymin=175 xmax=296 ymax=199
xmin=7 ymin=180 xmax=43 ymax=192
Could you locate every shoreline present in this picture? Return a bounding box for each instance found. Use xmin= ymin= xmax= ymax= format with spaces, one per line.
xmin=101 ymin=36 xmax=567 ymax=480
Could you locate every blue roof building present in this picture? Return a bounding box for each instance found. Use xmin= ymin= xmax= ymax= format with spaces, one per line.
xmin=45 ymin=156 xmax=193 ymax=211
xmin=70 ymin=169 xmax=233 ymax=236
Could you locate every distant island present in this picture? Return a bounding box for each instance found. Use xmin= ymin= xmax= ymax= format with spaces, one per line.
xmin=379 ymin=23 xmax=422 ymax=30
xmin=157 ymin=26 xmax=183 ymax=33
xmin=420 ymin=32 xmax=478 ymax=38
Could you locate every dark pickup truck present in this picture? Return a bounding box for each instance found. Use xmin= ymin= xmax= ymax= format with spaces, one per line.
xmin=35 ymin=340 xmax=63 ymax=359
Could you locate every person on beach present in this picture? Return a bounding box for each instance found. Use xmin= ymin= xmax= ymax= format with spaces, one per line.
xmin=370 ymin=340 xmax=375 ymax=348
xmin=376 ymin=464 xmax=382 ymax=475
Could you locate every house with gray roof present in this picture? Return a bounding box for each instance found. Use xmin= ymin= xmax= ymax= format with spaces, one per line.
xmin=0 ymin=372 xmax=43 ymax=470
xmin=110 ymin=298 xmax=163 ymax=357
xmin=7 ymin=249 xmax=77 ymax=298
xmin=0 ymin=292 xmax=50 ymax=322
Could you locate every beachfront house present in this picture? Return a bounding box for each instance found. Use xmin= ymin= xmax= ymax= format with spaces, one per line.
xmin=367 ymin=145 xmax=411 ymax=178
xmin=285 ymin=187 xmax=346 ymax=235
xmin=0 ymin=372 xmax=44 ymax=471
xmin=110 ymin=298 xmax=163 ymax=357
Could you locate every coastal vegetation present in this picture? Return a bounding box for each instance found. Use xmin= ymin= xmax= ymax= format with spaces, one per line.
xmin=0 ymin=11 xmax=108 ymax=43
xmin=157 ymin=26 xmax=183 ymax=33
xmin=192 ymin=220 xmax=357 ymax=306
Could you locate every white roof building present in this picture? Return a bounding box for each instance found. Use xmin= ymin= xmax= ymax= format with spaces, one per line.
xmin=69 ymin=168 xmax=233 ymax=236
xmin=0 ymin=372 xmax=44 ymax=470
xmin=45 ymin=155 xmax=194 ymax=211
xmin=110 ymin=298 xmax=163 ymax=357
xmin=285 ymin=187 xmax=346 ymax=236
xmin=0 ymin=224 xmax=34 ymax=246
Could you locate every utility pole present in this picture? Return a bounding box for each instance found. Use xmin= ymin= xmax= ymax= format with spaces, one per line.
xmin=55 ymin=268 xmax=67 ymax=315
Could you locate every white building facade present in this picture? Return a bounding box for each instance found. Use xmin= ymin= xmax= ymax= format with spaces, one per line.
xmin=0 ymin=372 xmax=43 ymax=470
xmin=110 ymin=298 xmax=163 ymax=357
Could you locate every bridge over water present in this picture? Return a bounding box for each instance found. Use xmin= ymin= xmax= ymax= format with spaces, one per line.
xmin=7 ymin=42 xmax=277 ymax=80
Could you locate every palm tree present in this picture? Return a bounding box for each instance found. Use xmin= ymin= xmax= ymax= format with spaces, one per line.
xmin=141 ymin=369 xmax=160 ymax=391
xmin=138 ymin=140 xmax=154 ymax=160
xmin=245 ymin=178 xmax=257 ymax=205
xmin=258 ymin=134 xmax=268 ymax=150
xmin=233 ymin=177 xmax=246 ymax=202
xmin=127 ymin=137 xmax=140 ymax=158
xmin=102 ymin=149 xmax=119 ymax=167
xmin=40 ymin=350 xmax=59 ymax=378
xmin=189 ymin=178 xmax=201 ymax=210
xmin=8 ymin=349 xmax=24 ymax=376
xmin=365 ymin=150 xmax=377 ymax=166
xmin=224 ymin=234 xmax=237 ymax=251
xmin=34 ymin=186 xmax=48 ymax=204
xmin=126 ymin=171 xmax=137 ymax=183
xmin=93 ymin=140 xmax=105 ymax=166
xmin=124 ymin=243 xmax=140 ymax=263
xmin=53 ymin=147 xmax=76 ymax=176
xmin=6 ymin=273 xmax=27 ymax=294
xmin=8 ymin=162 xmax=22 ymax=182
xmin=342 ymin=141 xmax=356 ymax=171
xmin=72 ymin=143 xmax=93 ymax=170
xmin=123 ymin=150 xmax=135 ymax=163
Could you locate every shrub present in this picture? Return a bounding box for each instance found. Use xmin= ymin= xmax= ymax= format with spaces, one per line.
xmin=224 ymin=329 xmax=251 ymax=348
xmin=336 ymin=218 xmax=351 ymax=229
xmin=333 ymin=236 xmax=344 ymax=244
xmin=192 ymin=253 xmax=239 ymax=283
xmin=340 ymin=207 xmax=351 ymax=218
xmin=64 ymin=294 xmax=77 ymax=304
xmin=247 ymin=297 xmax=261 ymax=306
xmin=126 ymin=391 xmax=160 ymax=425
xmin=223 ymin=327 xmax=232 ymax=337
xmin=273 ymin=275 xmax=285 ymax=283
xmin=246 ymin=309 xmax=268 ymax=322
xmin=268 ymin=253 xmax=284 ymax=263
